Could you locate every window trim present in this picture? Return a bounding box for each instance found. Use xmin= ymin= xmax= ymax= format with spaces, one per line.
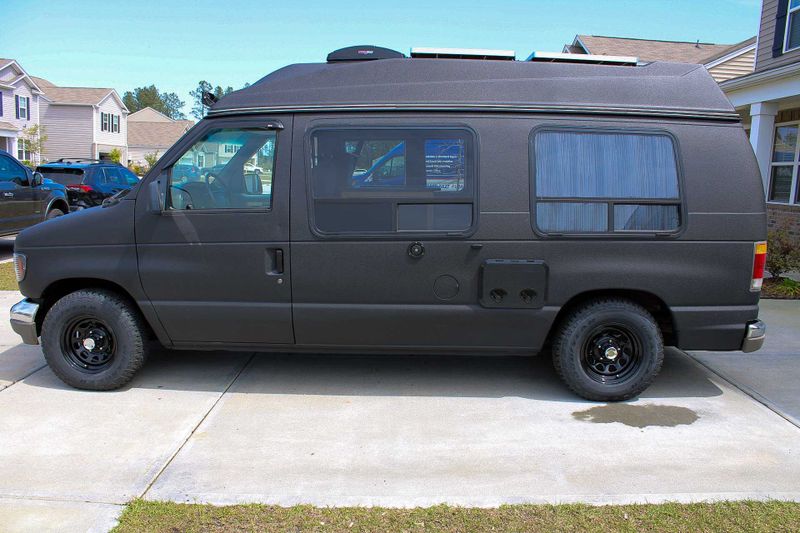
xmin=529 ymin=125 xmax=685 ymax=238
xmin=768 ymin=119 xmax=800 ymax=205
xmin=304 ymin=124 xmax=480 ymax=239
xmin=785 ymin=0 xmax=800 ymax=53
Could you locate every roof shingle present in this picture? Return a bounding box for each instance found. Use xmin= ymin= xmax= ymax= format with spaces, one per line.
xmin=128 ymin=120 xmax=193 ymax=148
xmin=575 ymin=35 xmax=735 ymax=64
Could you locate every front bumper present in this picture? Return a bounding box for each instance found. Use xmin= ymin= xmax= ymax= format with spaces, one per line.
xmin=10 ymin=298 xmax=40 ymax=345
xmin=741 ymin=319 xmax=766 ymax=353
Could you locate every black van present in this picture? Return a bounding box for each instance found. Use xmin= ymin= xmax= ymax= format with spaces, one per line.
xmin=9 ymin=47 xmax=768 ymax=401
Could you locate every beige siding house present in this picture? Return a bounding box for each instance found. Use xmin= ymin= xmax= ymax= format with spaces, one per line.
xmin=721 ymin=0 xmax=800 ymax=237
xmin=0 ymin=58 xmax=45 ymax=163
xmin=33 ymin=76 xmax=128 ymax=162
xmin=127 ymin=107 xmax=193 ymax=166
xmin=562 ymin=34 xmax=756 ymax=82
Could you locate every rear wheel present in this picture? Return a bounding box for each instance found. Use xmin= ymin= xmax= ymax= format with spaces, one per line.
xmin=46 ymin=208 xmax=64 ymax=220
xmin=552 ymin=299 xmax=664 ymax=402
xmin=41 ymin=289 xmax=149 ymax=390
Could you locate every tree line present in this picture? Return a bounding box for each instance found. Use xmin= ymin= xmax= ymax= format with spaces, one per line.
xmin=122 ymin=81 xmax=250 ymax=121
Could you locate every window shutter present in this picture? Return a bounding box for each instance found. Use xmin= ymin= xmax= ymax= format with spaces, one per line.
xmin=774 ymin=0 xmax=790 ymax=57
xmin=26 ymin=97 xmax=30 ymax=120
xmin=15 ymin=95 xmax=20 ymax=119
xmin=0 ymin=92 xmax=3 ymax=117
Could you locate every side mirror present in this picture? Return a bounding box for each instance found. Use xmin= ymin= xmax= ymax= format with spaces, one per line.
xmin=31 ymin=172 xmax=43 ymax=187
xmin=148 ymin=179 xmax=165 ymax=213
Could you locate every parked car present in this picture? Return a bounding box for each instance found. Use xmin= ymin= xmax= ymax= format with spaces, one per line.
xmin=9 ymin=46 xmax=768 ymax=401
xmin=36 ymin=159 xmax=139 ymax=210
xmin=0 ymin=150 xmax=69 ymax=236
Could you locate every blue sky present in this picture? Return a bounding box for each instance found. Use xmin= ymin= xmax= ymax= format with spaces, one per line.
xmin=1 ymin=0 xmax=762 ymax=116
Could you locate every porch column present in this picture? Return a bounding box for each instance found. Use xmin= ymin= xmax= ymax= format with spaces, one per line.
xmin=749 ymin=102 xmax=779 ymax=195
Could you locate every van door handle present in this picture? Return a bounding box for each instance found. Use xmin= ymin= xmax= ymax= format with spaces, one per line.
xmin=267 ymin=247 xmax=284 ymax=275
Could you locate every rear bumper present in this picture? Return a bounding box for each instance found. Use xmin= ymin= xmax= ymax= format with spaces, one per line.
xmin=672 ymin=305 xmax=765 ymax=351
xmin=10 ymin=298 xmax=40 ymax=345
xmin=741 ymin=319 xmax=766 ymax=353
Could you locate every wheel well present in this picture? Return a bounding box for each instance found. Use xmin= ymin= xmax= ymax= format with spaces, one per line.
xmin=36 ymin=278 xmax=147 ymax=334
xmin=48 ymin=199 xmax=69 ymax=214
xmin=547 ymin=289 xmax=676 ymax=347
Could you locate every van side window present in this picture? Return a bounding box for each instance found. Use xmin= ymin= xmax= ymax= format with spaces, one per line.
xmin=531 ymin=130 xmax=681 ymax=234
xmin=309 ymin=128 xmax=474 ymax=235
xmin=167 ymin=128 xmax=276 ymax=210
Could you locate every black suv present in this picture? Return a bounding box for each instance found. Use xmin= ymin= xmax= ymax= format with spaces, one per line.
xmin=0 ymin=150 xmax=69 ymax=236
xmin=36 ymin=159 xmax=139 ymax=210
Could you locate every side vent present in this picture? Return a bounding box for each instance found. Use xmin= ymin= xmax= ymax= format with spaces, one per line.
xmin=327 ymin=45 xmax=405 ymax=62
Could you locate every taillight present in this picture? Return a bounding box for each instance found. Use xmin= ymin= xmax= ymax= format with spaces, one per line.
xmin=67 ymin=184 xmax=94 ymax=193
xmin=751 ymin=241 xmax=767 ymax=291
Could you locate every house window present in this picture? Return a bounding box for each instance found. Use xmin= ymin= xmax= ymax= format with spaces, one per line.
xmin=769 ymin=122 xmax=800 ymax=204
xmin=17 ymin=139 xmax=31 ymax=162
xmin=101 ymin=112 xmax=109 ymax=132
xmin=111 ymin=114 xmax=119 ymax=133
xmin=786 ymin=0 xmax=800 ymax=52
xmin=17 ymin=96 xmax=29 ymax=120
xmin=531 ymin=129 xmax=681 ymax=234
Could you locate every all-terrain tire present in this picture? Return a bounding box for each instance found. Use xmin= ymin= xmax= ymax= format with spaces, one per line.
xmin=552 ymin=299 xmax=664 ymax=402
xmin=46 ymin=208 xmax=64 ymax=220
xmin=41 ymin=289 xmax=149 ymax=390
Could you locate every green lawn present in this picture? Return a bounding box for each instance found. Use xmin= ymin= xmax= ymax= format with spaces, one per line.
xmin=113 ymin=500 xmax=800 ymax=533
xmin=0 ymin=262 xmax=18 ymax=291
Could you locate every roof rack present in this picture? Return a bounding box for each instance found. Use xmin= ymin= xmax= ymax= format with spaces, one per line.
xmin=526 ymin=51 xmax=638 ymax=66
xmin=411 ymin=47 xmax=516 ymax=60
xmin=327 ymin=45 xmax=405 ymax=62
xmin=55 ymin=158 xmax=102 ymax=164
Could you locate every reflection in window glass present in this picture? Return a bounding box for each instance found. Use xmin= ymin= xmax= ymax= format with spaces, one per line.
xmin=310 ymin=129 xmax=474 ymax=234
xmin=769 ymin=165 xmax=794 ymax=203
xmin=788 ymin=3 xmax=800 ymax=51
xmin=536 ymin=202 xmax=607 ymax=233
xmin=772 ymin=126 xmax=797 ymax=162
xmin=614 ymin=204 xmax=679 ymax=231
xmin=168 ymin=128 xmax=276 ymax=210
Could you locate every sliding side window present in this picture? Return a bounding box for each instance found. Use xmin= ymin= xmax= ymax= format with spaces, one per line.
xmin=532 ymin=130 xmax=681 ymax=235
xmin=309 ymin=128 xmax=475 ymax=235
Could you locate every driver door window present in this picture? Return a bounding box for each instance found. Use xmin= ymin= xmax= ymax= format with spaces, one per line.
xmin=167 ymin=128 xmax=276 ymax=210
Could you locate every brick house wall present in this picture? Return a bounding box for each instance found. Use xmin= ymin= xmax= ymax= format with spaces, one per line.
xmin=767 ymin=204 xmax=800 ymax=242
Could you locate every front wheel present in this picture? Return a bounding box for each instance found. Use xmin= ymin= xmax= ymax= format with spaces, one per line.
xmin=46 ymin=208 xmax=64 ymax=220
xmin=41 ymin=289 xmax=149 ymax=390
xmin=552 ymin=299 xmax=664 ymax=402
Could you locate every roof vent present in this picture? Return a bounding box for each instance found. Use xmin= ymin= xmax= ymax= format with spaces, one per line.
xmin=327 ymin=45 xmax=405 ymax=62
xmin=526 ymin=51 xmax=638 ymax=66
xmin=410 ymin=47 xmax=516 ymax=60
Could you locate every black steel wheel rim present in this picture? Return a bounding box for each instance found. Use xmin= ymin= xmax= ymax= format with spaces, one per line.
xmin=61 ymin=316 xmax=116 ymax=373
xmin=580 ymin=323 xmax=643 ymax=384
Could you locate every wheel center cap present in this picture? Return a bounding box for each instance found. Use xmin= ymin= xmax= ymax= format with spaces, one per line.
xmin=82 ymin=338 xmax=96 ymax=351
xmin=604 ymin=346 xmax=619 ymax=360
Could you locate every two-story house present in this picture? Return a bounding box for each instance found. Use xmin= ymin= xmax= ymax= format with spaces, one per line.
xmin=33 ymin=76 xmax=129 ymax=162
xmin=0 ymin=58 xmax=45 ymax=163
xmin=722 ymin=0 xmax=800 ymax=237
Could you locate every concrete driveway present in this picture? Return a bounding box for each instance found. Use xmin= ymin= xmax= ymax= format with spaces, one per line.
xmin=0 ymin=291 xmax=799 ymax=532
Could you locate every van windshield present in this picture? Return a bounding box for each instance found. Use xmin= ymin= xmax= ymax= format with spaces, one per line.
xmin=37 ymin=168 xmax=85 ymax=185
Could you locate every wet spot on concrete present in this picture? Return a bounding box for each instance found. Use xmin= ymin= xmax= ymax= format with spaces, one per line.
xmin=572 ymin=404 xmax=699 ymax=428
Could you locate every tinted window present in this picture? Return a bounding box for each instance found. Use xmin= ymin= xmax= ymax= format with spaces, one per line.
xmin=37 ymin=167 xmax=85 ymax=185
xmin=532 ymin=130 xmax=681 ymax=234
xmin=122 ymin=168 xmax=139 ymax=185
xmin=167 ymin=128 xmax=276 ymax=210
xmin=310 ymin=128 xmax=474 ymax=234
xmin=0 ymin=156 xmax=25 ymax=182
